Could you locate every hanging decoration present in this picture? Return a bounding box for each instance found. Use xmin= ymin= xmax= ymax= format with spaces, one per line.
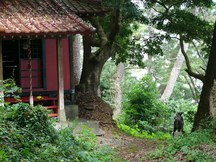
xmin=24 ymin=39 xmax=33 ymax=106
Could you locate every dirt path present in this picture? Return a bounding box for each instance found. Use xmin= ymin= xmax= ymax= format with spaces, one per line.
xmin=97 ymin=128 xmax=160 ymax=162
xmin=76 ymin=94 xmax=161 ymax=161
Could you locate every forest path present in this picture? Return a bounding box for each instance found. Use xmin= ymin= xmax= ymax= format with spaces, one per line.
xmin=97 ymin=128 xmax=161 ymax=162
xmin=76 ymin=94 xmax=161 ymax=161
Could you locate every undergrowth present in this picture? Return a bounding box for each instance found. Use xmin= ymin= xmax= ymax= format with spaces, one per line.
xmin=118 ymin=123 xmax=171 ymax=140
xmin=0 ymin=103 xmax=118 ymax=162
xmin=147 ymin=129 xmax=216 ymax=161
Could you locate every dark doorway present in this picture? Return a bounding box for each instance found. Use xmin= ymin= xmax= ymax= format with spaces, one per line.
xmin=2 ymin=40 xmax=20 ymax=85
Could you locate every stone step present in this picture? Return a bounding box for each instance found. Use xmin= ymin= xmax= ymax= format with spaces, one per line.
xmin=73 ymin=119 xmax=105 ymax=136
xmin=65 ymin=104 xmax=79 ymax=121
xmin=54 ymin=104 xmax=105 ymax=136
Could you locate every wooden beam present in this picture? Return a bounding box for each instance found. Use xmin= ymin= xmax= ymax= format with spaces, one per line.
xmin=0 ymin=39 xmax=3 ymax=104
xmin=57 ymin=37 xmax=66 ymax=122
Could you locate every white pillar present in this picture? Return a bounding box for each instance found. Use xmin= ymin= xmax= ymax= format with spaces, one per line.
xmin=57 ymin=37 xmax=66 ymax=122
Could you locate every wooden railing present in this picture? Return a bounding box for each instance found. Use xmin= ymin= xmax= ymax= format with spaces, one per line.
xmin=4 ymin=96 xmax=58 ymax=117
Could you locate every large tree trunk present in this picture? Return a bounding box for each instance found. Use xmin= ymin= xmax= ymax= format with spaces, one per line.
xmin=161 ymin=43 xmax=189 ymax=102
xmin=113 ymin=62 xmax=125 ymax=119
xmin=75 ymin=10 xmax=120 ymax=126
xmin=77 ymin=8 xmax=120 ymax=94
xmin=75 ymin=36 xmax=115 ymax=126
xmin=78 ymin=36 xmax=110 ymax=94
xmin=193 ymin=22 xmax=216 ymax=130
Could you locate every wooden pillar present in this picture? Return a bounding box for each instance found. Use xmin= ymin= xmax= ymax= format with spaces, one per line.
xmin=0 ymin=39 xmax=3 ymax=104
xmin=69 ymin=36 xmax=75 ymax=102
xmin=57 ymin=37 xmax=66 ymax=122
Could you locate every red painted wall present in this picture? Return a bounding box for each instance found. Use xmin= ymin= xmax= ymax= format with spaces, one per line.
xmin=62 ymin=38 xmax=71 ymax=90
xmin=22 ymin=38 xmax=71 ymax=93
xmin=45 ymin=39 xmax=58 ymax=91
xmin=45 ymin=38 xmax=71 ymax=91
xmin=21 ymin=59 xmax=42 ymax=88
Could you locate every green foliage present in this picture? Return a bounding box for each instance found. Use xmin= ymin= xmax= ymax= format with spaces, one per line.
xmin=145 ymin=0 xmax=214 ymax=8
xmin=114 ymin=32 xmax=146 ymax=67
xmin=0 ymin=103 xmax=57 ymax=161
xmin=118 ymin=123 xmax=171 ymax=140
xmin=56 ymin=126 xmax=117 ymax=162
xmin=154 ymin=9 xmax=213 ymax=43
xmin=147 ymin=129 xmax=216 ymax=161
xmin=99 ymin=0 xmax=149 ymax=67
xmin=0 ymin=79 xmax=21 ymax=102
xmin=114 ymin=33 xmax=168 ymax=66
xmin=103 ymin=0 xmax=147 ymax=23
xmin=118 ymin=73 xmax=197 ymax=136
xmin=199 ymin=116 xmax=216 ymax=130
xmin=100 ymin=61 xmax=117 ymax=106
xmin=100 ymin=60 xmax=137 ymax=107
xmin=121 ymin=75 xmax=168 ymax=133
xmin=0 ymin=102 xmax=117 ymax=161
xmin=142 ymin=0 xmax=214 ymax=58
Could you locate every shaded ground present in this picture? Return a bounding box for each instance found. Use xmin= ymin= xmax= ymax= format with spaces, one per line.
xmin=97 ymin=130 xmax=160 ymax=162
xmin=76 ymin=92 xmax=160 ymax=161
xmin=76 ymin=92 xmax=115 ymax=127
xmin=76 ymin=93 xmax=216 ymax=161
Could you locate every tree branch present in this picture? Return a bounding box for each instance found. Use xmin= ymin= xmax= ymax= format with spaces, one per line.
xmin=183 ymin=74 xmax=199 ymax=104
xmin=151 ymin=7 xmax=163 ymax=14
xmin=155 ymin=0 xmax=169 ymax=11
xmin=179 ymin=35 xmax=205 ymax=82
xmin=90 ymin=17 xmax=108 ymax=46
xmin=108 ymin=9 xmax=121 ymax=44
xmin=90 ymin=38 xmax=101 ymax=47
xmin=191 ymin=41 xmax=207 ymax=67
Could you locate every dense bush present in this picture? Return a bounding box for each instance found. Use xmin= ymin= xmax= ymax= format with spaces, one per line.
xmin=0 ymin=103 xmax=116 ymax=161
xmin=0 ymin=79 xmax=21 ymax=98
xmin=121 ymin=75 xmax=168 ymax=133
xmin=0 ymin=103 xmax=57 ymax=161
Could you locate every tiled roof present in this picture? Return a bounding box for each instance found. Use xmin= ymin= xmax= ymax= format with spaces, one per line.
xmin=63 ymin=0 xmax=108 ymax=16
xmin=0 ymin=0 xmax=99 ymax=37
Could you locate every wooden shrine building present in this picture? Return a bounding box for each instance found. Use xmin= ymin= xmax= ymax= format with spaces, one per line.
xmin=0 ymin=0 xmax=105 ymax=121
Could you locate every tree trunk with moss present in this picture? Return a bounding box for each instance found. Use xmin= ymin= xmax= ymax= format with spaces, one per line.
xmin=193 ymin=22 xmax=216 ymax=130
xmin=78 ymin=36 xmax=115 ymax=94
xmin=76 ymin=9 xmax=120 ymax=95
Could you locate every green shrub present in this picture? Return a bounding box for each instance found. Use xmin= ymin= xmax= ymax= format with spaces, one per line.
xmin=0 ymin=79 xmax=118 ymax=161
xmin=0 ymin=102 xmax=117 ymax=161
xmin=0 ymin=103 xmax=57 ymax=161
xmin=121 ymin=75 xmax=168 ymax=133
xmin=0 ymin=79 xmax=21 ymax=101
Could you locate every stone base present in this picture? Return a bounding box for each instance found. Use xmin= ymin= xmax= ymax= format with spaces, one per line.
xmin=58 ymin=109 xmax=67 ymax=123
xmin=65 ymin=104 xmax=79 ymax=121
